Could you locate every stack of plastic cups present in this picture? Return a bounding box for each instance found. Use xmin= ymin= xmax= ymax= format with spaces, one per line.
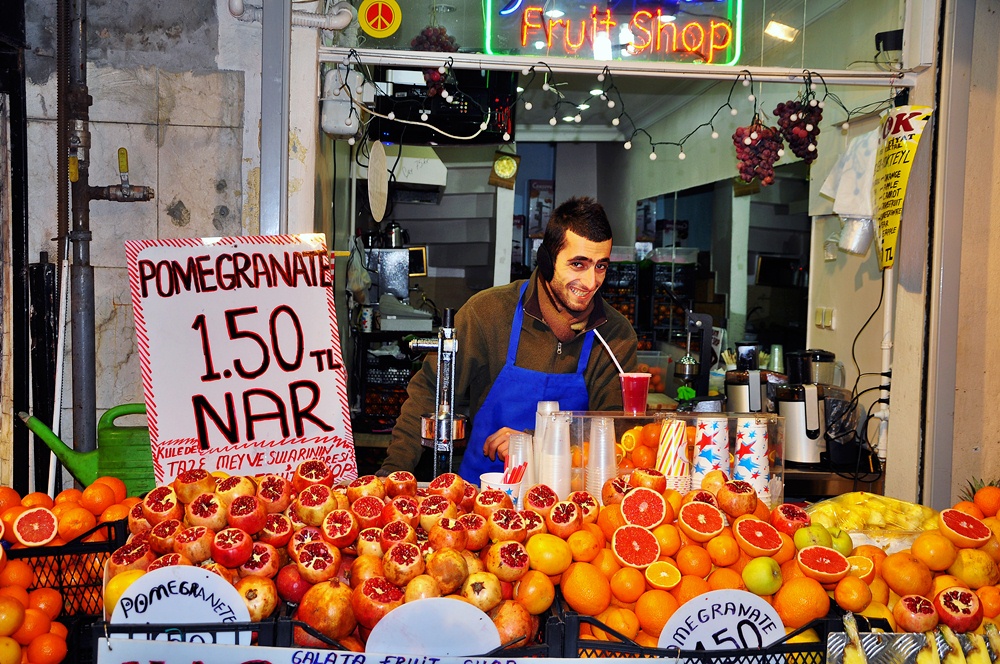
xmin=507 ymin=432 xmax=535 ymax=496
xmin=733 ymin=416 xmax=772 ymax=506
xmin=586 ymin=417 xmax=618 ymax=505
xmin=534 ymin=401 xmax=560 ymax=482
xmin=536 ymin=412 xmax=572 ymax=499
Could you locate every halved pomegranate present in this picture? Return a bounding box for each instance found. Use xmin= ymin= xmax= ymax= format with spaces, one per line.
xmin=227 ymin=495 xmax=268 ymax=535
xmin=148 ymin=518 xmax=184 ymax=555
xmin=141 ymin=486 xmax=183 ymax=526
xmin=173 ymin=525 xmax=215 ymax=564
xmin=485 ymin=540 xmax=530 ymax=582
xmin=473 ymin=489 xmax=514 ymax=519
xmin=257 ymin=513 xmax=294 ymax=548
xmin=350 ymin=554 xmax=385 ymax=589
xmin=320 ymin=509 xmax=359 ymax=549
xmin=380 ymin=520 xmax=417 ymax=550
xmin=457 ymin=513 xmax=490 ymax=551
xmin=629 ymin=468 xmax=667 ymax=494
xmin=239 ymin=541 xmax=282 ymax=579
xmin=256 ymin=474 xmax=293 ymax=514
xmin=356 ymin=527 xmax=384 ymax=557
xmin=211 ymin=527 xmax=254 ymax=568
xmin=770 ymin=503 xmax=811 ymax=536
xmin=545 ymin=501 xmax=583 ymax=539
xmin=716 ymin=480 xmax=759 ymax=519
xmin=173 ymin=469 xmax=218 ymax=504
xmin=295 ymin=539 xmax=342 ymax=584
xmin=351 ymin=576 xmax=404 ymax=630
xmin=934 ymin=586 xmax=984 ymax=633
xmin=147 ymin=552 xmax=193 ymax=571
xmin=418 ymin=494 xmax=459 ymax=532
xmin=292 ymin=458 xmax=335 ymax=494
xmin=184 ymin=492 xmax=227 ymax=531
xmin=127 ymin=501 xmax=151 ymax=536
xmin=352 ymin=495 xmax=387 ymax=531
xmin=682 ymin=489 xmax=720 ymax=508
xmin=601 ymin=475 xmax=632 ymax=506
xmin=893 ymin=594 xmax=939 ymax=632
xmin=384 ymin=471 xmax=417 ymax=498
xmin=427 ymin=473 xmax=466 ymax=505
xmin=379 ymin=495 xmax=419 ymax=529
xmin=288 ymin=526 xmax=323 ymax=563
xmin=460 ymin=482 xmax=479 ymax=513
xmin=519 ymin=510 xmax=547 ymax=539
xmin=201 ymin=559 xmax=240 ymax=585
xmin=428 ymin=517 xmax=468 ymax=551
xmin=523 ymin=484 xmax=559 ymax=518
xmin=292 ymin=484 xmax=339 ymax=527
xmin=108 ymin=538 xmax=157 ymax=577
xmin=215 ymin=475 xmax=257 ymax=507
xmin=382 ymin=542 xmax=426 ymax=587
xmin=567 ymin=491 xmax=600 ymax=524
xmin=488 ymin=509 xmax=527 ymax=543
xmin=346 ymin=475 xmax=386 ymax=504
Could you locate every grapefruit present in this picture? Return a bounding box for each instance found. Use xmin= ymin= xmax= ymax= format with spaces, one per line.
xmin=12 ymin=507 xmax=57 ymax=547
xmin=611 ymin=525 xmax=661 ymax=569
xmin=676 ymin=501 xmax=725 ymax=543
xmin=939 ymin=509 xmax=992 ymax=549
xmin=732 ymin=517 xmax=783 ymax=557
xmin=796 ymin=545 xmax=850 ymax=585
xmin=620 ymin=488 xmax=668 ymax=529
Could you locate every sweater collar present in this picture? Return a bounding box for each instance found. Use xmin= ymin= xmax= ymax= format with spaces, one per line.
xmin=523 ymin=271 xmax=608 ymax=333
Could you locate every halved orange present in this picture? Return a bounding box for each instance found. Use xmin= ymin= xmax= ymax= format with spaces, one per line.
xmin=645 ymin=560 xmax=682 ymax=590
xmin=846 ymin=555 xmax=876 ymax=584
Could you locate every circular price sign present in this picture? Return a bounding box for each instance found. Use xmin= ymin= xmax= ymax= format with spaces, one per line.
xmin=359 ymin=0 xmax=402 ymax=38
xmin=658 ymin=589 xmax=784 ymax=651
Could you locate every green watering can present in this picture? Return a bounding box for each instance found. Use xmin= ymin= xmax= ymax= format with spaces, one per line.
xmin=19 ymin=403 xmax=156 ymax=498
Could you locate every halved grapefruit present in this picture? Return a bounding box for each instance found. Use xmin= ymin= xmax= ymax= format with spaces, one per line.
xmin=846 ymin=555 xmax=876 ymax=584
xmin=677 ymin=501 xmax=726 ymax=543
xmin=733 ymin=517 xmax=783 ymax=557
xmin=611 ymin=525 xmax=661 ymax=569
xmin=644 ymin=560 xmax=681 ymax=590
xmin=797 ymin=545 xmax=851 ymax=585
xmin=13 ymin=506 xmax=58 ymax=547
xmin=620 ymin=487 xmax=667 ymax=529
xmin=939 ymin=508 xmax=992 ymax=549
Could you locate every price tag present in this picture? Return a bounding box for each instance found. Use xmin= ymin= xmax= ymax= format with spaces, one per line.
xmin=658 ymin=589 xmax=784 ymax=651
xmin=126 ymin=234 xmax=356 ymax=484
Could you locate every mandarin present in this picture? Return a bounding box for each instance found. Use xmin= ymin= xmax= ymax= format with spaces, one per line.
xmin=705 ymin=535 xmax=740 ymax=568
xmin=593 ymin=607 xmax=639 ymax=641
xmin=567 ymin=529 xmax=602 ymax=563
xmin=513 ymin=569 xmax=556 ymax=615
xmin=977 ymin=585 xmax=1000 ymax=619
xmin=635 ymin=589 xmax=678 ymax=637
xmin=597 ymin=504 xmax=626 ymax=542
xmin=851 ymin=544 xmax=888 ymax=576
xmin=0 ymin=589 xmax=27 ymax=611
xmin=772 ymin=532 xmax=797 ymax=565
xmin=0 ymin=489 xmax=20 ymax=515
xmin=53 ymin=489 xmax=82 ymax=506
xmin=100 ymin=504 xmax=131 ymax=523
xmin=774 ymin=577 xmax=830 ymax=629
xmin=48 ymin=621 xmax=68 ymax=639
xmin=591 ymin=548 xmax=622 ymax=580
xmin=953 ymin=500 xmax=986 ymax=519
xmin=0 ymin=598 xmax=23 ymax=638
xmin=25 ymin=631 xmax=66 ymax=664
xmin=639 ymin=422 xmax=661 ymax=448
xmin=631 ymin=445 xmax=656 ymax=469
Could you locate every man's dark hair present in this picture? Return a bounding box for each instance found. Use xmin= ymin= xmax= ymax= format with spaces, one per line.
xmin=540 ymin=196 xmax=613 ymax=261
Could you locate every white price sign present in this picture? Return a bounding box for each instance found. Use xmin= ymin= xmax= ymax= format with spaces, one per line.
xmin=126 ymin=234 xmax=356 ymax=484
xmin=658 ymin=589 xmax=784 ymax=651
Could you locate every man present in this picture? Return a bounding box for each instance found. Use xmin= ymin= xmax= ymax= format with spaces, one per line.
xmin=378 ymin=196 xmax=638 ymax=483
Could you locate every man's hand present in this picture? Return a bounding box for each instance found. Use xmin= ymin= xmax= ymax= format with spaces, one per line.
xmin=483 ymin=427 xmax=523 ymax=463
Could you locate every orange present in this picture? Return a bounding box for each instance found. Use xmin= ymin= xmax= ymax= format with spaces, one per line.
xmin=617 ymin=458 xmax=635 ymax=471
xmin=705 ymin=535 xmax=740 ymax=568
xmin=48 ymin=622 xmax=67 ymax=639
xmin=591 ymin=548 xmax=622 ymax=580
xmin=53 ymin=489 xmax=82 ymax=505
xmin=954 ymin=500 xmax=986 ymax=519
xmin=79 ymin=483 xmax=116 ymax=517
xmin=121 ymin=496 xmax=141 ymax=509
xmin=869 ymin=575 xmax=890 ymax=605
xmin=0 ymin=561 xmax=33 ymax=590
xmin=10 ymin=608 xmax=48 ymax=646
xmin=846 ymin=555 xmax=876 ymax=584
xmin=780 ymin=558 xmax=805 ymax=582
xmin=663 ymin=489 xmax=682 ymax=517
xmin=834 ymin=575 xmax=873 ymax=613
xmin=675 ymin=545 xmax=712 ymax=579
xmin=707 ymin=567 xmax=745 ymax=591
xmin=0 ymin=489 xmax=21 ymax=515
xmin=92 ymin=476 xmax=128 ymax=503
xmin=851 ymin=544 xmax=889 ymax=576
xmin=977 ymin=585 xmax=1000 ymax=619
xmin=646 ymin=560 xmax=682 ymax=590
xmin=582 ymin=522 xmax=607 ymax=548
xmin=513 ymin=569 xmax=556 ymax=615
xmin=525 ymin=533 xmax=573 ymax=576
xmin=561 ymin=562 xmax=612 ymax=616
xmin=99 ymin=504 xmax=131 ymax=523
xmin=19 ymin=493 xmax=52 ymax=510
xmin=56 ymin=506 xmax=97 ymax=543
xmin=639 ymin=422 xmax=661 ymax=448
xmin=25 ymin=632 xmax=66 ymax=664
xmin=635 ymin=589 xmax=678 ymax=637
xmin=567 ymin=530 xmax=602 ymax=563
xmin=911 ymin=529 xmax=959 ymax=571
xmin=772 ymin=532 xmax=797 ymax=565
xmin=592 ymin=606 xmax=639 ymax=641
xmin=635 ymin=630 xmax=659 ymax=647
xmin=631 ymin=445 xmax=655 ymax=469
xmin=610 ymin=567 xmax=647 ymax=603
xmin=597 ymin=504 xmax=627 ymax=542
xmin=752 ymin=499 xmax=772 ymax=521
xmin=50 ymin=501 xmax=80 ymax=520
xmin=0 ymin=590 xmax=26 ymax=617
xmin=26 ymin=589 xmax=61 ymax=621
xmin=0 ymin=598 xmax=24 ymax=638
xmin=652 ymin=523 xmax=681 ymax=558
xmin=881 ymin=552 xmax=934 ymax=597
xmin=670 ymin=575 xmax=711 ymax=605
xmin=975 ymin=486 xmax=1000 ymax=518
xmin=774 ymin=577 xmax=830 ymax=629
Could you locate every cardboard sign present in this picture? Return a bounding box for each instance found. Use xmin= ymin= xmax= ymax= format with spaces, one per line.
xmin=126 ymin=234 xmax=357 ymax=484
xmin=658 ymin=589 xmax=784 ymax=650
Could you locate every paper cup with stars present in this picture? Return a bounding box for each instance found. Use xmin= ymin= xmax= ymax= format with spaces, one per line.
xmin=690 ymin=417 xmax=730 ymax=489
xmin=733 ymin=416 xmax=771 ymax=505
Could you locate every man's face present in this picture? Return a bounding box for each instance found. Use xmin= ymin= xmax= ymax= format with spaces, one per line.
xmin=546 ymin=230 xmax=613 ymax=314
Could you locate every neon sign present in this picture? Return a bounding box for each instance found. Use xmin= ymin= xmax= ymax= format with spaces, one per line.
xmin=486 ymin=0 xmax=742 ymax=66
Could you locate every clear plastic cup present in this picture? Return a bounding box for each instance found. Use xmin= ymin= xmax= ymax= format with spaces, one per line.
xmin=507 ymin=432 xmax=534 ymax=491
xmin=535 ymin=412 xmax=572 ymax=499
xmin=586 ymin=417 xmax=617 ymax=503
xmin=620 ymin=372 xmax=651 ymax=415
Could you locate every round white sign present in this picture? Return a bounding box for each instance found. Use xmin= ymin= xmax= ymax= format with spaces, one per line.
xmin=658 ymin=589 xmax=784 ymax=651
xmin=365 ymin=597 xmax=501 ymax=655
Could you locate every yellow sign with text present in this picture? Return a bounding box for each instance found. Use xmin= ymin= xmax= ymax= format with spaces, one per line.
xmin=872 ymin=106 xmax=933 ymax=270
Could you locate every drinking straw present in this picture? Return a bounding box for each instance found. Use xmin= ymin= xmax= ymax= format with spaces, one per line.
xmin=593 ymin=329 xmax=625 ymax=375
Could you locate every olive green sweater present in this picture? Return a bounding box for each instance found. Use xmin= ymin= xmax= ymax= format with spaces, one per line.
xmin=380 ymin=271 xmax=638 ymax=474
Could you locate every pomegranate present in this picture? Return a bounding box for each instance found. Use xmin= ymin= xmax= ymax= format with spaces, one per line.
xmin=404 ymin=574 xmax=441 ymax=602
xmin=522 ymin=484 xmax=558 ymax=518
xmin=934 ymin=586 xmax=984 ymax=632
xmin=379 ymin=495 xmax=420 ymax=529
xmin=770 ymin=503 xmax=812 ymax=536
xmin=349 ymin=554 xmax=385 ymax=589
xmin=227 ymin=495 xmax=268 ymax=535
xmin=601 ymin=475 xmax=632 ymax=506
xmin=201 ymin=559 xmax=241 ymax=585
xmin=356 ymin=528 xmax=384 ymax=557
xmin=292 ymin=459 xmax=336 ymax=494
xmin=184 ymin=492 xmax=227 ymax=531
xmin=458 ymin=513 xmax=490 ymax=551
xmin=211 ymin=528 xmax=254 ymax=568
xmin=382 ymin=542 xmax=426 ymax=587
xmin=235 ymin=575 xmax=279 ymax=622
xmin=461 ymin=571 xmax=502 ymax=612
xmin=460 ymin=482 xmax=479 ymax=513
xmin=127 ymin=501 xmax=152 ymax=536
xmin=256 ymin=474 xmax=293 ymax=514
xmin=485 ymin=540 xmax=530 ymax=582
xmin=293 ymin=580 xmax=356 ymax=642
xmin=277 ymin=563 xmax=314 ymax=604
xmin=488 ymin=509 xmax=527 ymax=543
xmin=239 ymin=541 xmax=282 ymax=578
xmin=351 ymin=576 xmax=405 ymax=629
xmin=108 ymin=538 xmax=156 ymax=577
xmin=293 ymin=484 xmax=339 ymax=527
xmin=629 ymin=468 xmax=667 ymax=494
xmin=380 ymin=520 xmax=417 ymax=551
xmin=148 ymin=518 xmax=184 ymax=555
xmin=352 ymin=496 xmax=388 ymax=531
xmin=545 ymin=501 xmax=583 ymax=539
xmin=384 ymin=470 xmax=418 ymax=498
xmin=427 ymin=473 xmax=466 ymax=505
xmin=141 ymin=486 xmax=183 ymax=526
xmin=173 ymin=469 xmax=218 ymax=504
xmin=418 ymin=494 xmax=459 ymax=532
xmin=893 ymin=594 xmax=940 ymax=632
xmin=288 ymin=526 xmax=323 ymax=563
xmin=257 ymin=513 xmax=294 ymax=548
xmin=462 ymin=549 xmax=486 ymax=574
xmin=346 ymin=475 xmax=387 ymax=504
xmin=474 ymin=489 xmax=514 ymax=519
xmin=321 ymin=509 xmax=360 ymax=548
xmin=295 ymin=540 xmax=342 ymax=584
xmin=172 ymin=525 xmax=215 ymax=564
xmin=147 ymin=552 xmax=193 ymax=571
xmin=215 ymin=475 xmax=257 ymax=507
xmin=716 ymin=480 xmax=759 ymax=519
xmin=428 ymin=517 xmax=468 ymax=551
xmin=683 ymin=489 xmax=720 ymax=508
xmin=490 ymin=599 xmax=535 ymax=648
xmin=520 ymin=510 xmax=547 ymax=539
xmin=567 ymin=491 xmax=600 ymax=525
xmin=425 ymin=547 xmax=469 ymax=595
xmin=331 ymin=487 xmax=351 ymax=511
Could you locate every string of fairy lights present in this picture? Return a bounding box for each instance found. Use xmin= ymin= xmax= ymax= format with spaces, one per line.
xmin=332 ymin=49 xmax=905 ymax=171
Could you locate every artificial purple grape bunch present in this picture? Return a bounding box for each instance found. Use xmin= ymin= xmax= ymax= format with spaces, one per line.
xmin=732 ymin=119 xmax=784 ymax=186
xmin=410 ymin=26 xmax=459 ymax=97
xmin=774 ymin=99 xmax=823 ymax=164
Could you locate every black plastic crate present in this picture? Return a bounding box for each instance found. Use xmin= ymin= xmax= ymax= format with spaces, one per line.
xmin=9 ymin=518 xmax=129 ymax=617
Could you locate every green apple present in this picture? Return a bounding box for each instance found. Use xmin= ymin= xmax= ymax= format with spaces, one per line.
xmin=793 ymin=524 xmax=833 ymax=550
xmin=828 ymin=526 xmax=854 ymax=557
xmin=742 ymin=556 xmax=783 ymax=595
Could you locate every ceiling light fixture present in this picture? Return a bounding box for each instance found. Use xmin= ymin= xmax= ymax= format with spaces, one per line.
xmin=764 ymin=21 xmax=799 ymax=42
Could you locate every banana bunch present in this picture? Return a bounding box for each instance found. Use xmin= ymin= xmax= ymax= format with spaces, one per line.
xmin=805 ymin=491 xmax=939 ymax=532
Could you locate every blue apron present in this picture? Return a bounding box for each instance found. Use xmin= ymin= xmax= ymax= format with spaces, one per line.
xmin=458 ymin=283 xmax=595 ymax=484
